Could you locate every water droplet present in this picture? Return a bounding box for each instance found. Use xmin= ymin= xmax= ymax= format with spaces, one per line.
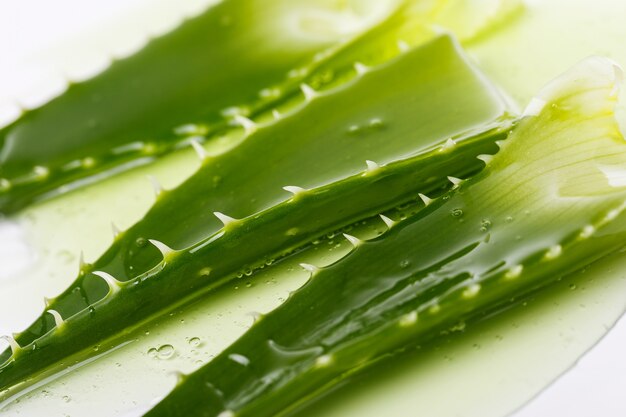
xmin=135 ymin=237 xmax=147 ymax=247
xmin=569 ymin=284 xmax=577 ymax=290
xmin=451 ymin=208 xmax=463 ymax=218
xmin=479 ymin=219 xmax=492 ymax=232
xmin=62 ymin=395 xmax=71 ymax=403
xmin=505 ymin=216 xmax=514 ymax=223
xmin=399 ymin=260 xmax=411 ymax=269
xmin=157 ymin=344 xmax=175 ymax=359
xmin=189 ymin=337 xmax=201 ymax=347
xmin=286 ymin=227 xmax=299 ymax=236
xmin=148 ymin=344 xmax=175 ymax=359
xmin=93 ymin=345 xmax=100 ymax=352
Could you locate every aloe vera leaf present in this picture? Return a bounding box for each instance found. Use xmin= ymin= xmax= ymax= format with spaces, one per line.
xmin=145 ymin=57 xmax=626 ymax=417
xmin=0 ymin=121 xmax=509 ymax=394
xmin=10 ymin=35 xmax=509 ymax=341
xmin=0 ymin=0 xmax=523 ymax=215
xmin=0 ymin=34 xmax=513 ymax=394
xmin=0 ymin=0 xmax=418 ymax=214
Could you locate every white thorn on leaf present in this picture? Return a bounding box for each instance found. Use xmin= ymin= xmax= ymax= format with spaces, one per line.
xmin=246 ymin=311 xmax=264 ymax=323
xmin=522 ymin=96 xmax=546 ymax=117
xmin=441 ymin=138 xmax=457 ymax=150
xmin=366 ymin=160 xmax=380 ymax=172
xmin=47 ymin=309 xmax=64 ymax=327
xmin=300 ymin=83 xmax=317 ymax=101
xmin=217 ymin=410 xmax=236 ymax=417
xmin=190 ymin=138 xmax=208 ymax=161
xmin=379 ymin=214 xmax=396 ymax=229
xmin=605 ymin=208 xmax=620 ymax=221
xmin=580 ymin=225 xmax=595 ymax=239
xmin=93 ymin=271 xmax=121 ymax=293
xmin=1 ymin=335 xmax=21 ymax=353
xmin=149 ymin=239 xmax=175 ymax=258
xmin=213 ymin=211 xmax=238 ymax=227
xmin=462 ymin=283 xmax=481 ymax=298
xmin=428 ymin=303 xmax=441 ymax=314
xmin=495 ymin=140 xmax=505 ymax=149
xmin=147 ymin=175 xmax=163 ymax=197
xmin=447 ymin=176 xmax=462 ymax=186
xmin=233 ymin=115 xmax=257 ymax=134
xmin=43 ymin=297 xmax=53 ymax=308
xmin=111 ymin=222 xmax=121 ymax=238
xmin=283 ymin=185 xmax=306 ymax=196
xmin=544 ymin=244 xmax=562 ymax=260
xmin=399 ymin=311 xmax=418 ymax=327
xmin=79 ymin=251 xmax=87 ymax=270
xmin=504 ymin=265 xmax=523 ymax=279
xmin=315 ymin=354 xmax=333 ymax=367
xmin=272 ymin=109 xmax=281 ymax=120
xmin=476 ymin=154 xmax=494 ymax=164
xmin=418 ymin=193 xmax=433 ymax=206
xmin=171 ymin=370 xmax=186 ymax=384
xmin=354 ymin=62 xmax=369 ymax=75
xmin=299 ymin=263 xmax=319 ymax=275
xmin=342 ymin=233 xmax=361 ymax=248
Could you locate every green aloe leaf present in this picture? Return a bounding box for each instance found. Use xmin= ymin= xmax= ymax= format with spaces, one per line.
xmin=146 ymin=57 xmax=626 ymax=417
xmin=0 ymin=0 xmax=414 ymax=213
xmin=0 ymin=33 xmax=512 ymax=396
xmin=0 ymin=0 xmax=522 ymax=214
